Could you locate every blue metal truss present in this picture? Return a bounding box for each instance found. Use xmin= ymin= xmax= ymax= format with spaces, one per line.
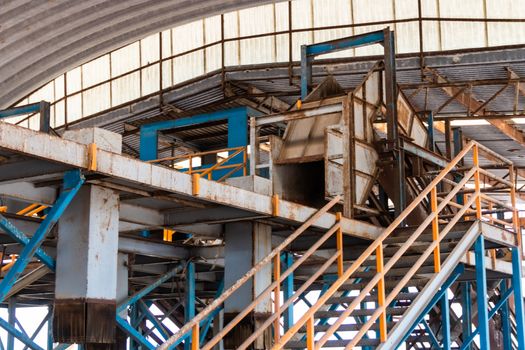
xmin=116 ymin=263 xmax=184 ymax=349
xmin=0 ymin=101 xmax=50 ymax=133
xmin=396 ymin=263 xmax=465 ymax=348
xmin=0 ymin=170 xmax=84 ymax=303
xmin=300 ymin=29 xmax=388 ymax=99
xmin=139 ymin=106 xmax=258 ymax=162
xmin=0 ymin=170 xmax=84 ymax=350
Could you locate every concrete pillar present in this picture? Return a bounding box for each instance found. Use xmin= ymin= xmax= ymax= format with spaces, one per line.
xmin=54 ymin=128 xmax=121 ymax=347
xmin=223 ymin=222 xmax=272 ymax=350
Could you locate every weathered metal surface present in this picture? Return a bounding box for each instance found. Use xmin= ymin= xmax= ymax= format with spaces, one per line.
xmin=0 ymin=122 xmax=382 ymax=239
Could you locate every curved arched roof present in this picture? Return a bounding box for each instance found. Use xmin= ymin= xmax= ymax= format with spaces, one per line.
xmin=0 ymin=0 xmax=276 ymax=108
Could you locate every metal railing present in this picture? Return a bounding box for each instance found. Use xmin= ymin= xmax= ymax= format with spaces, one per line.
xmin=155 ymin=140 xmax=518 ymax=350
xmin=274 ymin=140 xmax=519 ymax=349
xmin=148 ymin=146 xmax=247 ymax=182
xmin=157 ymin=195 xmax=344 ymax=350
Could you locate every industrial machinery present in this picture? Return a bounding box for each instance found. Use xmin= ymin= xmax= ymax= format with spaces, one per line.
xmin=0 ymin=28 xmax=523 ymax=350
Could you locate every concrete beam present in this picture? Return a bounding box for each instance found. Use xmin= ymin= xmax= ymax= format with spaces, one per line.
xmin=0 ymin=123 xmax=382 ymax=240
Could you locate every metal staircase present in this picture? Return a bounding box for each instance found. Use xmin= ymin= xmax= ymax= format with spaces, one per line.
xmin=158 ymin=140 xmax=524 ymax=350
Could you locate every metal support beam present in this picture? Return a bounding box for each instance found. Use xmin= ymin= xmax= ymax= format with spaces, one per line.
xmin=300 ymin=29 xmax=385 ymax=99
xmin=396 ymin=264 xmax=464 ymax=348
xmin=185 ymin=262 xmax=196 ymax=350
xmin=475 ymin=235 xmax=490 ymax=349
xmin=461 ymin=282 xmax=472 ymax=350
xmin=441 ymin=291 xmax=451 ymax=350
xmin=116 ymin=316 xmax=155 ymax=350
xmin=118 ymin=263 xmax=184 ymax=313
xmin=7 ymin=298 xmax=15 ymax=350
xmin=0 ymin=170 xmax=84 ymax=302
xmin=139 ymin=107 xmax=256 ymax=161
xmin=0 ymin=101 xmax=50 ymax=133
xmin=512 ymin=247 xmax=525 ymax=350
xmin=282 ymin=252 xmax=294 ymax=332
xmin=500 ymin=280 xmax=512 ymax=350
xmin=0 ymin=316 xmax=44 ymax=350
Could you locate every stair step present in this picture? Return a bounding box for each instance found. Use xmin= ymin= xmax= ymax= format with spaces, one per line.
xmin=326 ymin=292 xmax=419 ymax=305
xmin=286 ymin=338 xmax=380 ymax=348
xmin=351 ymin=265 xmax=436 ymax=279
xmin=342 ymin=277 xmax=429 ymax=290
xmin=299 ymin=321 xmax=397 ymax=333
xmin=384 ymin=230 xmax=464 ymax=244
xmin=315 ymin=306 xmax=408 ymax=319
xmin=382 ymin=242 xmax=457 ymax=257
xmin=360 ymin=253 xmax=449 ymax=267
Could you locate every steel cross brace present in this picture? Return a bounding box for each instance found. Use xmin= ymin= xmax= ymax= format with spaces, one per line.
xmin=0 ymin=169 xmax=84 ymax=303
xmin=167 ymin=280 xmax=226 ymax=349
xmin=459 ymin=284 xmax=514 ymax=350
xmin=117 ymin=264 xmax=184 ymax=349
xmin=0 ymin=317 xmax=44 ymax=350
xmin=397 ymin=263 xmax=465 ymax=347
xmin=139 ymin=300 xmax=171 ymax=342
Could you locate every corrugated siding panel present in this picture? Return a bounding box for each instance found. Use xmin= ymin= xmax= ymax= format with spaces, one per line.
xmin=313 ymin=0 xmax=353 ymax=59
xmin=352 ymin=0 xmax=394 ymax=56
xmin=486 ymin=0 xmax=525 ymax=46
xmin=239 ymin=5 xmax=276 ymax=64
xmin=205 ymin=16 xmax=222 ymax=72
xmin=173 ymin=21 xmax=205 ymax=84
xmin=17 ymin=0 xmax=525 ymax=129
xmin=439 ymin=0 xmax=486 ymax=50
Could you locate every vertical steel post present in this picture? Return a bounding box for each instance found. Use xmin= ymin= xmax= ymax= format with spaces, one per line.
xmin=512 ymin=247 xmax=525 ymax=350
xmin=47 ymin=305 xmax=53 ymax=350
xmin=500 ymin=280 xmax=512 ymax=350
xmin=7 ymin=298 xmax=15 ymax=350
xmin=300 ymin=45 xmax=311 ymax=100
xmin=475 ymin=235 xmax=490 ymax=349
xmin=440 ymin=291 xmax=451 ymax=350
xmin=426 ymin=111 xmax=434 ymax=152
xmin=461 ymin=282 xmax=472 ymax=350
xmin=383 ymin=28 xmax=405 ymax=217
xmin=282 ymin=252 xmax=294 ymax=333
xmin=39 ymin=101 xmax=51 ymax=133
xmin=185 ymin=262 xmax=196 ymax=350
xmin=273 ymin=254 xmax=281 ymax=343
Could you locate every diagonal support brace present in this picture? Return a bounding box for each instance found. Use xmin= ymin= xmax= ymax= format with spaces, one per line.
xmin=0 ymin=169 xmax=84 ymax=303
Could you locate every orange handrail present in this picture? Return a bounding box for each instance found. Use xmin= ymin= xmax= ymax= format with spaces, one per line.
xmin=148 ymin=146 xmax=248 ymax=182
xmin=272 ymin=140 xmax=519 ymax=349
xmin=158 ymin=195 xmax=342 ymax=350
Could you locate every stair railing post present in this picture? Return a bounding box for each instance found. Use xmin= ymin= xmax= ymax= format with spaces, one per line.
xmin=273 ymin=254 xmax=281 ymax=343
xmin=430 ymin=187 xmax=441 ymax=273
xmin=306 ymin=316 xmax=315 ymax=350
xmin=376 ymin=243 xmax=387 ymax=342
xmin=472 ymin=144 xmax=482 ymax=219
xmin=191 ymin=324 xmax=199 ymax=350
xmin=336 ymin=212 xmax=343 ymax=277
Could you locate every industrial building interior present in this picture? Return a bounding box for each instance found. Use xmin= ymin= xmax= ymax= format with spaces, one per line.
xmin=2 ymin=0 xmax=525 ymax=349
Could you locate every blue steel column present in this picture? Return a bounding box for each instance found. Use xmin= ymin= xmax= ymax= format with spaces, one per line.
xmin=500 ymin=280 xmax=511 ymax=350
xmin=462 ymin=282 xmax=472 ymax=349
xmin=475 ymin=236 xmax=490 ymax=348
xmin=185 ymin=262 xmax=196 ymax=350
xmin=282 ymin=252 xmax=294 ymax=332
xmin=511 ymin=247 xmax=525 ymax=350
xmin=7 ymin=298 xmax=15 ymax=350
xmin=426 ymin=111 xmax=434 ymax=152
xmin=441 ymin=290 xmax=451 ymax=350
xmin=47 ymin=305 xmax=53 ymax=350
